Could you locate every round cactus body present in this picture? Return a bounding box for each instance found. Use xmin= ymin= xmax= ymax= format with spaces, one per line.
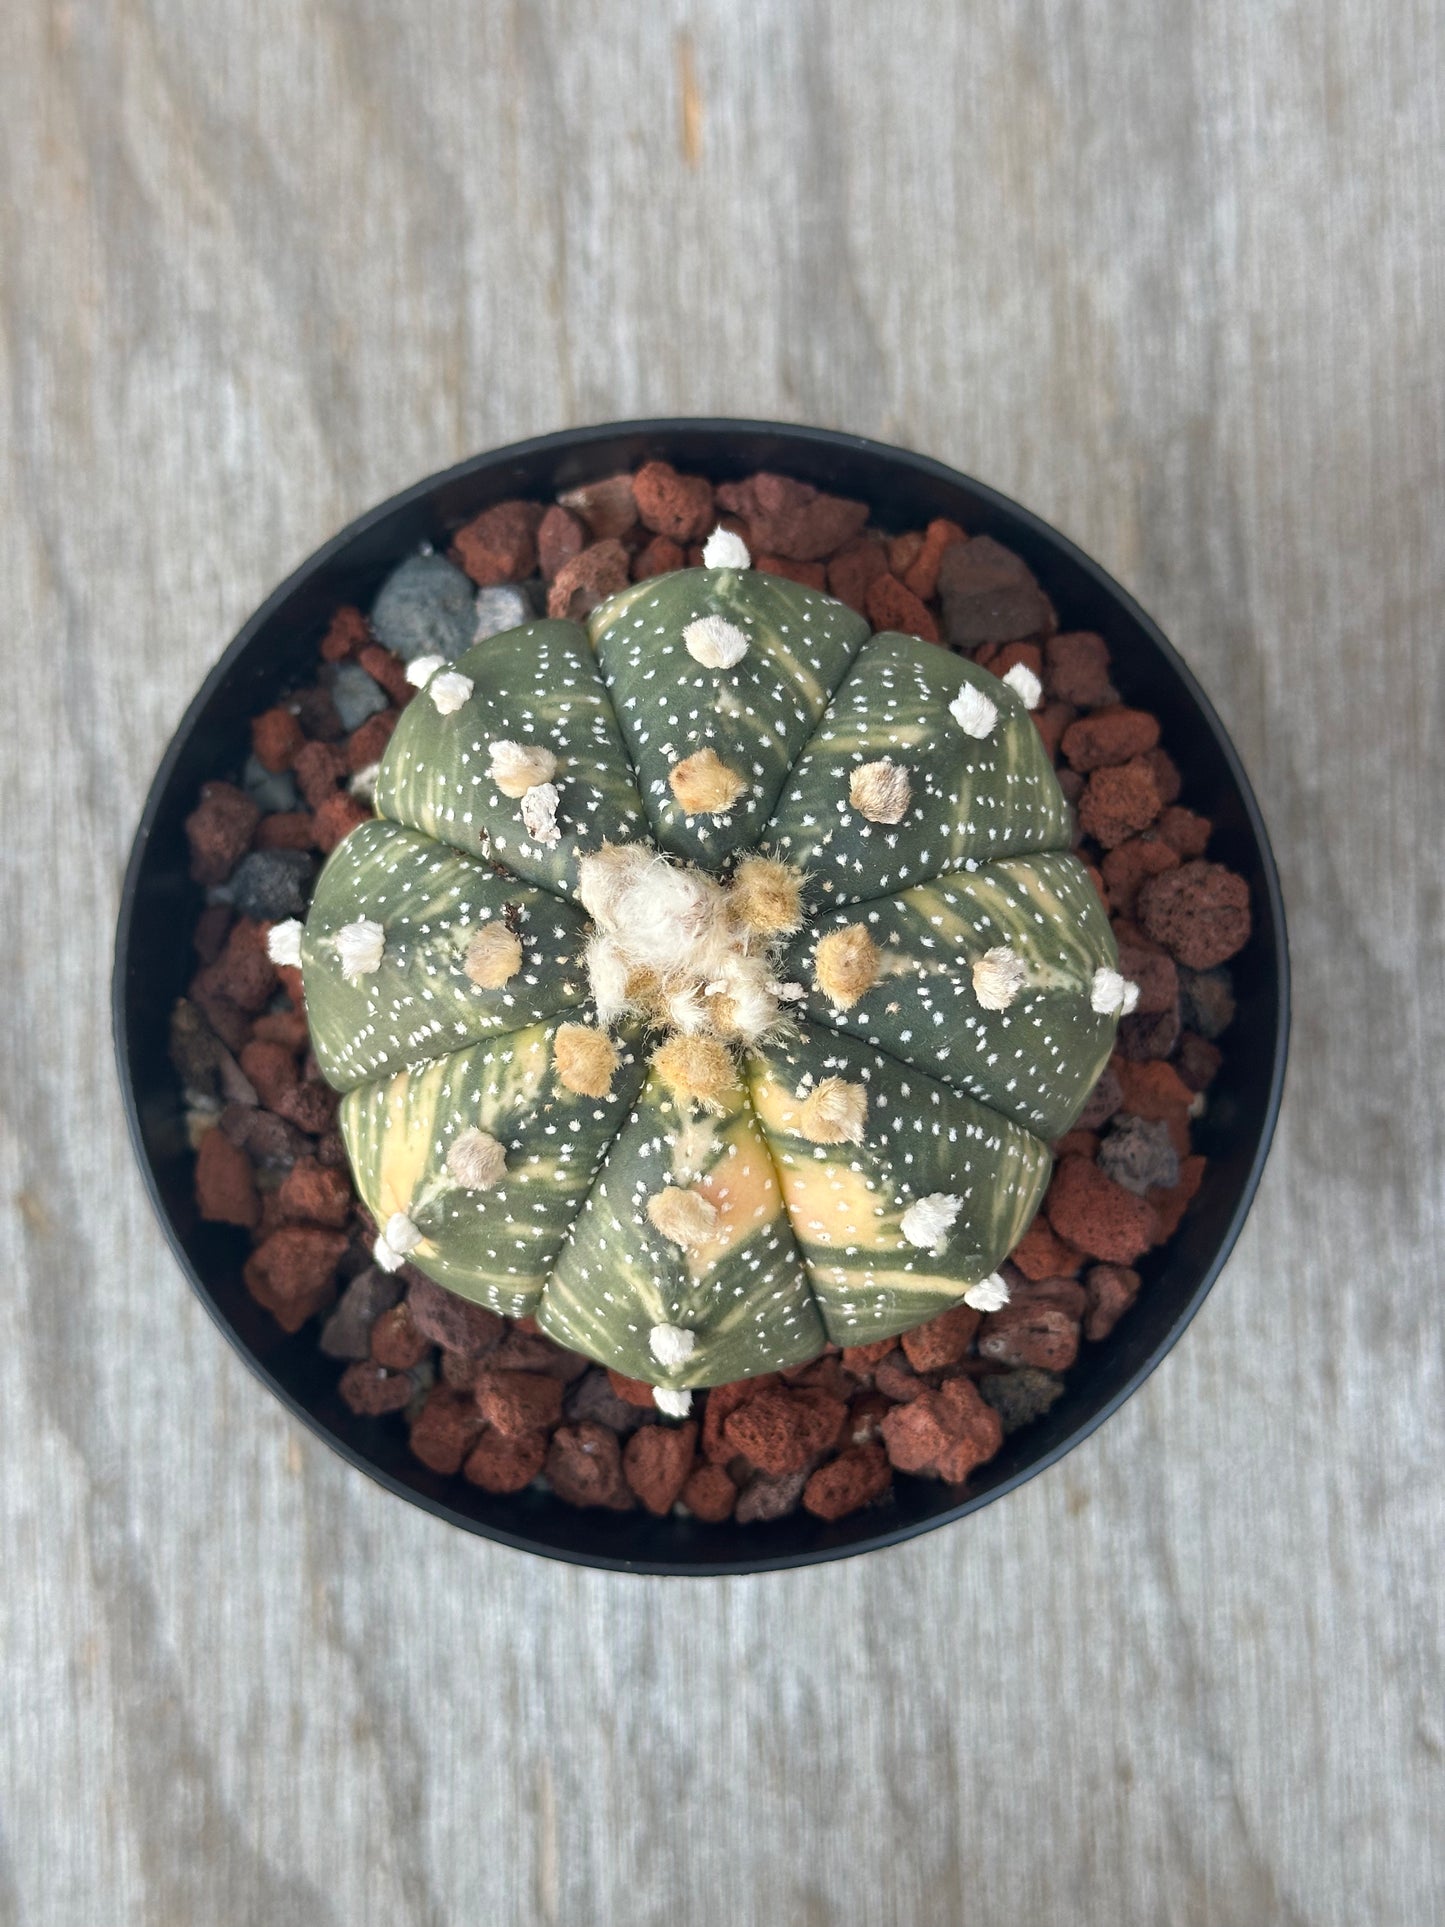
xmin=299 ymin=534 xmax=1127 ymax=1400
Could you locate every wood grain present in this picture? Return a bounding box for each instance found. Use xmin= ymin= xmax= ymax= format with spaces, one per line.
xmin=2 ymin=1 xmax=1442 ymax=1922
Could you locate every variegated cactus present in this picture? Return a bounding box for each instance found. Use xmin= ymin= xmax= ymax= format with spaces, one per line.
xmin=286 ymin=525 xmax=1134 ymax=1409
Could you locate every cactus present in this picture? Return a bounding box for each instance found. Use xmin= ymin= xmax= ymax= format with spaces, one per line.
xmin=296 ymin=528 xmax=1131 ymax=1403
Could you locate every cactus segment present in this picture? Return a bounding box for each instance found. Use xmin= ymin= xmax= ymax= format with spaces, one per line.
xmin=761 ymin=634 xmax=1070 ymax=907
xmin=587 ymin=568 xmax=868 ymax=870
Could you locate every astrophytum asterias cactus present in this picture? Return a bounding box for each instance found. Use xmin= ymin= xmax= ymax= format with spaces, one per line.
xmin=297 ymin=525 xmax=1129 ymax=1403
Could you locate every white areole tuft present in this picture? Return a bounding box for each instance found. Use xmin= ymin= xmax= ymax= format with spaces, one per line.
xmin=702 ymin=525 xmax=752 ymax=570
xmin=1001 ymin=662 xmax=1043 ymax=710
xmin=335 ymin=917 xmax=385 ymax=982
xmin=683 ymin=613 xmax=750 ymax=669
xmin=949 ymin=682 xmax=999 ymax=739
xmin=428 ymin=669 xmax=474 ymax=715
xmin=266 ymin=919 xmax=303 ymax=968
xmin=963 ymin=1272 xmax=1010 ymax=1313
xmin=649 ymin=1323 xmax=697 ymax=1368
xmin=899 ymin=1192 xmax=964 ymax=1253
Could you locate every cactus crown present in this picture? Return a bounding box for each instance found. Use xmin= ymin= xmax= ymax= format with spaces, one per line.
xmin=300 ymin=530 xmax=1124 ymax=1401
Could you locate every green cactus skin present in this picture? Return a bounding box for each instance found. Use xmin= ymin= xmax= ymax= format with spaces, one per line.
xmin=301 ymin=551 xmax=1123 ymax=1395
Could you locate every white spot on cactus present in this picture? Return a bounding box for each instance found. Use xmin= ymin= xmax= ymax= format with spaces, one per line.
xmin=445 ymin=1128 xmax=507 ymax=1190
xmin=949 ymin=682 xmax=998 ymax=739
xmin=1002 ymin=662 xmax=1042 ymax=710
xmin=428 ymin=669 xmax=474 ymax=715
xmin=654 ymin=1387 xmax=694 ymax=1418
xmin=405 ymin=652 xmax=445 ymax=688
xmin=266 ymin=919 xmax=303 ymax=968
xmin=702 ymin=525 xmax=751 ymax=570
xmin=519 ymin=781 xmax=562 ymax=847
xmin=335 ymin=918 xmax=385 ymax=982
xmin=1090 ymin=966 xmax=1140 ymax=1016
xmin=488 ymin=739 xmax=558 ymax=799
xmin=373 ymin=1211 xmax=422 ymax=1272
xmin=683 ymin=614 xmax=750 ymax=669
xmin=849 ymin=758 xmax=912 ymax=824
xmin=972 ymin=944 xmax=1026 ymax=1011
xmin=899 ymin=1192 xmax=963 ymax=1252
xmin=649 ymin=1323 xmax=697 ymax=1369
xmin=964 ymin=1272 xmax=1010 ymax=1313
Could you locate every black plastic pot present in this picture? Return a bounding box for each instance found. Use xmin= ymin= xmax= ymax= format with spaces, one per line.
xmin=114 ymin=420 xmax=1289 ymax=1574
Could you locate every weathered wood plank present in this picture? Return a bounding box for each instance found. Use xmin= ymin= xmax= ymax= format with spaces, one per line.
xmin=1 ymin=0 xmax=1441 ymax=1922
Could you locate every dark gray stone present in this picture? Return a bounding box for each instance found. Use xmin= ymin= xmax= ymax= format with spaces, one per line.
xmin=330 ymin=660 xmax=389 ymax=730
xmin=1098 ymin=1114 xmax=1180 ymax=1196
xmin=370 ymin=552 xmax=477 ymax=662
xmin=979 ymin=1367 xmax=1066 ymax=1434
xmin=228 ymin=850 xmax=315 ymax=922
xmin=241 ymin=752 xmax=299 ymax=814
xmin=472 ymin=582 xmax=535 ymax=641
xmin=319 ymin=1267 xmax=403 ymax=1360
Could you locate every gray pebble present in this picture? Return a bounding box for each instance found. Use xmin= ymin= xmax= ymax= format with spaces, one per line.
xmin=228 ymin=849 xmax=316 ymax=922
xmin=563 ymin=1368 xmax=655 ymax=1435
xmin=980 ymin=1368 xmax=1066 ymax=1434
xmin=1098 ymin=1114 xmax=1180 ymax=1196
xmin=241 ymin=752 xmax=299 ymax=814
xmin=330 ymin=660 xmax=389 ymax=730
xmin=370 ymin=552 xmax=477 ymax=662
xmin=320 ymin=1267 xmax=404 ymax=1361
xmin=473 ymin=581 xmax=535 ymax=642
xmin=734 ymin=1468 xmax=807 ymax=1524
xmin=1178 ymin=966 xmax=1236 ymax=1041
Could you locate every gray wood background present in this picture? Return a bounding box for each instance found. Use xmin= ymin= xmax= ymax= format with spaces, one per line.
xmin=2 ymin=1 xmax=1441 ymax=1922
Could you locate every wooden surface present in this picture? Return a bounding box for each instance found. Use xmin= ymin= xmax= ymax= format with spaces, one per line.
xmin=2 ymin=3 xmax=1441 ymax=1922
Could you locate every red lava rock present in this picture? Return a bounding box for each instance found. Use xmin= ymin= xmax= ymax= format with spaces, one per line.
xmin=274 ymin=1078 xmax=339 ymax=1135
xmin=197 ymin=918 xmax=276 ymax=1014
xmin=338 ymin=1361 xmax=415 ymax=1416
xmin=1010 ymin=1214 xmax=1086 ymax=1281
xmin=557 ymin=474 xmax=638 ymax=540
xmin=1045 ymin=631 xmax=1116 ymax=707
xmin=899 ymin=1301 xmax=981 ymax=1372
xmin=1061 ymin=707 xmax=1161 ymax=774
xmin=880 ymin=1377 xmax=1004 ymax=1483
xmin=292 ymin=740 xmax=347 ymax=808
xmin=974 ymin=638 xmax=1044 ymax=682
xmin=681 ymin=1462 xmax=737 ymax=1522
xmin=276 ymin=1155 xmax=352 ymax=1228
xmin=623 ymin=1420 xmax=698 ymax=1514
xmin=1033 ymin=701 xmax=1075 ymax=760
xmin=977 ymin=1298 xmax=1081 ymax=1372
xmin=192 ymin=904 xmax=233 ymax=966
xmin=1101 ymin=835 xmax=1181 ymax=915
xmin=699 ymin=1374 xmax=776 ymax=1460
xmin=463 ymin=1426 xmax=548 ymax=1492
xmin=632 ymin=534 xmax=686 ymax=580
xmin=1113 ymin=1059 xmax=1194 ymax=1131
xmin=902 ymin=518 xmax=967 ymax=602
xmin=408 ymin=1387 xmax=484 ymax=1474
xmin=632 ymin=461 xmax=715 ymax=542
xmin=1045 ymin=1156 xmax=1159 ymax=1266
xmin=1119 ymin=1003 xmax=1182 ymax=1061
xmin=1137 ymin=861 xmax=1252 ymax=969
xmin=251 ymin=706 xmax=305 ymax=773
xmin=865 ymin=572 xmax=939 ymax=643
xmin=253 ymin=811 xmax=316 ymax=852
xmin=734 ymin=1469 xmax=808 ymax=1523
xmin=488 ymin=1328 xmax=587 ymax=1382
xmin=1083 ymin=1264 xmax=1141 ymax=1342
xmin=1079 ymin=759 xmax=1163 ymax=849
xmin=873 ymin=1349 xmax=929 ymax=1403
xmin=723 ymin=1387 xmax=845 ymax=1475
xmin=1052 ymin=1127 xmax=1101 ymax=1161
xmin=1115 ymin=942 xmax=1179 ymax=1016
xmin=547 ymin=539 xmax=630 ymax=620
xmin=474 ymin=1369 xmax=564 ymax=1438
xmin=716 ymin=472 xmax=869 ymax=561
xmin=295 ymin=684 xmax=344 ymax=742
xmin=356 ymin=644 xmax=411 ymax=708
xmin=345 ymin=711 xmax=397 ymax=772
xmin=244 ymin=1225 xmax=348 ymax=1332
xmin=312 ymin=792 xmax=371 ymax=853
xmin=185 ymin=782 xmax=260 ymax=886
xmin=545 ymin=1423 xmax=634 ymax=1510
xmin=1076 ymin=1063 xmax=1124 ymax=1131
xmin=452 ymin=499 xmax=544 ymax=585
xmin=370 ymin=1302 xmax=430 ymax=1371
xmin=803 ymin=1443 xmax=892 ymax=1521
xmin=780 ymin=1354 xmax=854 ymax=1402
xmin=756 ymin=554 xmax=827 ymax=589
xmin=937 ymin=534 xmax=1055 ymax=645
xmin=194 ymin=1126 xmax=259 ymax=1228
xmin=1177 ymin=1031 xmax=1223 ymax=1091
xmin=1158 ymin=806 xmax=1212 ymax=858
xmin=840 ymin=1338 xmax=896 ymax=1376
xmin=536 ymin=503 xmax=586 ymax=582
xmin=320 ymin=605 xmax=369 ymax=662
xmin=1146 ymin=747 xmax=1182 ymax=805
xmin=826 ymin=534 xmax=889 ymax=612
xmin=606 ymin=1369 xmax=662 ymax=1411
xmin=237 ymin=1038 xmax=298 ymax=1111
xmin=405 ymin=1275 xmax=504 ymax=1359
xmin=1150 ymin=1154 xmax=1207 ymax=1241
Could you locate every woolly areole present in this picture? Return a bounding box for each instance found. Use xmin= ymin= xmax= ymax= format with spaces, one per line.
xmin=299 ymin=551 xmax=1131 ymax=1392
